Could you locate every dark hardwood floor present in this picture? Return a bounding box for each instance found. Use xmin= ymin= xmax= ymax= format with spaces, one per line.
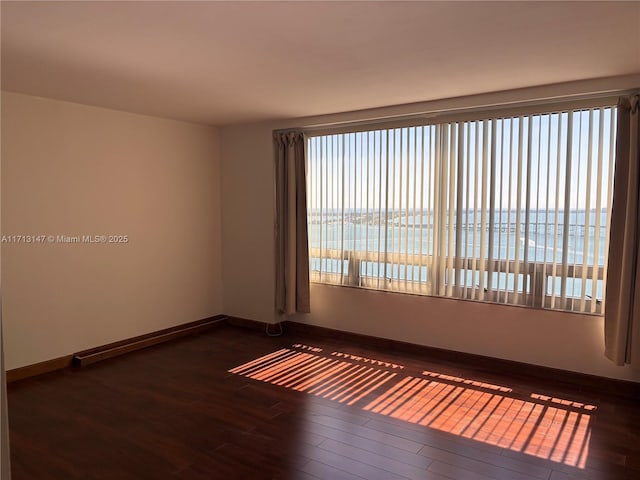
xmin=7 ymin=324 xmax=640 ymax=479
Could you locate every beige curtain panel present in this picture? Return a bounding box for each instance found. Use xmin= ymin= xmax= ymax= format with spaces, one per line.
xmin=605 ymin=95 xmax=640 ymax=366
xmin=274 ymin=131 xmax=311 ymax=315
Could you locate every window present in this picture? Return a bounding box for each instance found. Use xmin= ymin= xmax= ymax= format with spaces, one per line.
xmin=306 ymin=105 xmax=617 ymax=314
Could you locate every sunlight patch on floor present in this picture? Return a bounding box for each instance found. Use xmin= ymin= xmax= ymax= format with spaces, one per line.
xmin=364 ymin=373 xmax=593 ymax=468
xmin=230 ymin=345 xmax=595 ymax=468
xmin=229 ymin=346 xmax=397 ymax=406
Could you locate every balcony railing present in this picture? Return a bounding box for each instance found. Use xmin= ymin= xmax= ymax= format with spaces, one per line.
xmin=310 ymin=247 xmax=604 ymax=315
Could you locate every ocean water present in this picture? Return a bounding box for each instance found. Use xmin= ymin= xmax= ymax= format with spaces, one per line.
xmin=308 ymin=209 xmax=608 ymax=300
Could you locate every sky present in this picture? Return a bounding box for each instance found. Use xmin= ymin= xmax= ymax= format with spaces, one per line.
xmin=306 ymin=107 xmax=616 ymax=214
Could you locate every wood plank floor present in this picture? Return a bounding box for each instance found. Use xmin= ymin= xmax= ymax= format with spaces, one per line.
xmin=7 ymin=324 xmax=640 ymax=479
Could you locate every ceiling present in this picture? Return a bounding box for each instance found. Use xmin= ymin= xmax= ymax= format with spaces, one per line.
xmin=2 ymin=1 xmax=639 ymax=127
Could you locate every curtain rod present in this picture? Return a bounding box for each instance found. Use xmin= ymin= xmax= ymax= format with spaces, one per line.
xmin=305 ymin=88 xmax=638 ymax=130
xmin=273 ymin=87 xmax=639 ymax=135
xmin=274 ymin=87 xmax=640 ymax=133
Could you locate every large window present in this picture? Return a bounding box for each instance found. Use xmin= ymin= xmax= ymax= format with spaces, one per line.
xmin=306 ymin=105 xmax=617 ymax=314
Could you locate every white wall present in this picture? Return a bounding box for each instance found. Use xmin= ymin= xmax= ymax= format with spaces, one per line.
xmin=220 ymin=124 xmax=278 ymax=325
xmin=220 ymin=77 xmax=640 ymax=382
xmin=1 ymin=92 xmax=223 ymax=370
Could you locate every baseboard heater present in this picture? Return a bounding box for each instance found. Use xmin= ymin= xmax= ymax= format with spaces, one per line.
xmin=72 ymin=315 xmax=228 ymax=367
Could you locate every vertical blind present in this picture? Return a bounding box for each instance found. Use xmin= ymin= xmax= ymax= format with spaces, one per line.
xmin=306 ymin=106 xmax=617 ymax=314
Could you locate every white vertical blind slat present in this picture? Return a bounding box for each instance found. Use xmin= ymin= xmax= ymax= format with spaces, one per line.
xmin=591 ymin=109 xmax=605 ymax=313
xmin=550 ymin=114 xmax=563 ymax=309
xmin=533 ymin=116 xmax=544 ymax=306
xmin=487 ymin=119 xmax=497 ymax=297
xmin=572 ymin=113 xmax=583 ymax=300
xmin=514 ymin=117 xmax=524 ymax=302
xmin=496 ymin=120 xmax=505 ymax=302
xmin=601 ymin=108 xmax=617 ymax=312
xmin=505 ymin=119 xmax=515 ymax=301
xmin=523 ymin=117 xmax=533 ymax=304
xmin=383 ymin=130 xmax=391 ymax=287
xmin=463 ymin=123 xmax=472 ymax=298
xmin=456 ymin=123 xmax=465 ymax=291
xmin=434 ymin=124 xmax=445 ymax=295
xmin=412 ymin=128 xmax=419 ymax=288
xmin=446 ymin=124 xmax=456 ymax=297
xmin=416 ymin=127 xmax=429 ymax=293
xmin=478 ymin=120 xmax=489 ymax=301
xmin=580 ymin=111 xmax=594 ymax=311
xmin=542 ymin=115 xmax=553 ymax=304
xmin=560 ymin=112 xmax=574 ymax=308
xmin=471 ymin=123 xmax=480 ymax=299
xmin=340 ymin=135 xmax=346 ymax=282
xmin=377 ymin=131 xmax=384 ymax=288
xmin=404 ymin=128 xmax=411 ymax=290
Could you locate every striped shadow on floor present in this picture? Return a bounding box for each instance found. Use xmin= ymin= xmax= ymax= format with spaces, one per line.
xmin=229 ymin=343 xmax=595 ymax=469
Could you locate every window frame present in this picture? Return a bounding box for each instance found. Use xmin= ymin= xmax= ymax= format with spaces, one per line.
xmin=303 ymin=97 xmax=619 ymax=316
